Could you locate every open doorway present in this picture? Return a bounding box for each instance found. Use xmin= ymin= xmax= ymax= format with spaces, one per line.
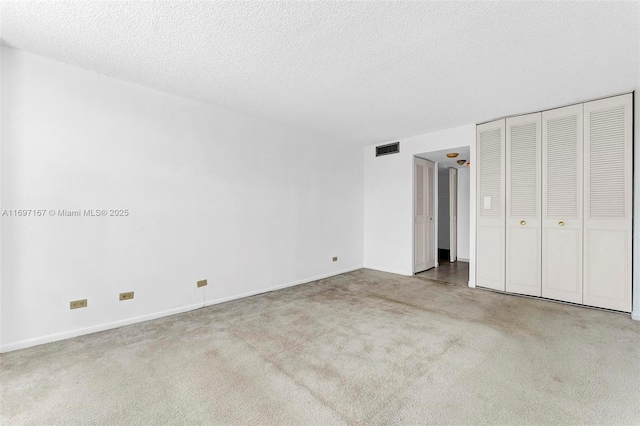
xmin=414 ymin=146 xmax=471 ymax=285
xmin=438 ymin=168 xmax=457 ymax=263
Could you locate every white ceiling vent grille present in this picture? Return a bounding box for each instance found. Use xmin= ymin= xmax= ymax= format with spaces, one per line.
xmin=376 ymin=142 xmax=400 ymax=157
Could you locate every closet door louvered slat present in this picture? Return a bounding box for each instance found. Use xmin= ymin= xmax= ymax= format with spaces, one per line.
xmin=506 ymin=113 xmax=541 ymax=296
xmin=542 ymin=104 xmax=583 ymax=304
xmin=583 ymin=94 xmax=632 ymax=312
xmin=476 ymin=120 xmax=506 ymax=291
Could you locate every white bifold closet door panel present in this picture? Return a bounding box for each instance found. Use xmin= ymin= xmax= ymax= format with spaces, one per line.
xmin=583 ymin=94 xmax=633 ymax=312
xmin=414 ymin=157 xmax=428 ymax=273
xmin=425 ymin=161 xmax=436 ymax=270
xmin=542 ymin=104 xmax=583 ymax=304
xmin=506 ymin=113 xmax=541 ymax=296
xmin=414 ymin=157 xmax=436 ymax=273
xmin=477 ymin=119 xmax=506 ymax=291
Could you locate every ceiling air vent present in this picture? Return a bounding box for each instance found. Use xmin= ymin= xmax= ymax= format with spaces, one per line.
xmin=376 ymin=142 xmax=400 ymax=157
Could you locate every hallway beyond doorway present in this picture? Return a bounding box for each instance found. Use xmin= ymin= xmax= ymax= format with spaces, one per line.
xmin=416 ymin=261 xmax=469 ymax=285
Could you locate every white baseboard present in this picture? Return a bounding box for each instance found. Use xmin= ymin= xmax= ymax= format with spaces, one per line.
xmin=457 ymin=257 xmax=470 ymax=262
xmin=632 ymin=311 xmax=640 ymax=321
xmin=0 ymin=303 xmax=203 ymax=353
xmin=0 ymin=266 xmax=364 ymax=353
xmin=362 ymin=265 xmax=413 ymax=276
xmin=203 ymin=266 xmax=364 ymax=307
xmin=270 ymin=266 xmax=363 ymax=291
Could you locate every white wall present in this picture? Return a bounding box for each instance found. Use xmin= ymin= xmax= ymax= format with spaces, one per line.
xmin=457 ymin=167 xmax=471 ymax=261
xmin=363 ymin=124 xmax=476 ymax=280
xmin=0 ymin=46 xmax=365 ymax=352
xmin=437 ymin=169 xmax=449 ymax=250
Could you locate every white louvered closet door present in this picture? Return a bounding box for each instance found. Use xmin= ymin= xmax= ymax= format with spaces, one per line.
xmin=425 ymin=160 xmax=436 ymax=270
xmin=542 ymin=104 xmax=583 ymax=304
xmin=476 ymin=120 xmax=505 ymax=291
xmin=506 ymin=113 xmax=541 ymax=296
xmin=415 ymin=158 xmax=435 ymax=273
xmin=414 ymin=157 xmax=428 ymax=273
xmin=583 ymin=94 xmax=632 ymax=312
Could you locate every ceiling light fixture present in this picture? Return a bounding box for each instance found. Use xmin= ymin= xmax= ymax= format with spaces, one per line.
xmin=457 ymin=159 xmax=466 ymax=165
xmin=446 ymin=152 xmax=458 ymax=158
xmin=467 ymin=162 xmax=471 ymax=168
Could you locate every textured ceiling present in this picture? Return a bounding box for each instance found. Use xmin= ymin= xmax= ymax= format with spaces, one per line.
xmin=1 ymin=1 xmax=638 ymax=145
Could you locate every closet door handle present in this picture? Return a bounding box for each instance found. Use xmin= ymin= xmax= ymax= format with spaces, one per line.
xmin=520 ymin=220 xmax=526 ymax=225
xmin=558 ymin=221 xmax=565 ymax=226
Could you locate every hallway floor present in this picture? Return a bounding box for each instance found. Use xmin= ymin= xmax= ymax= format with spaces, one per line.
xmin=416 ymin=260 xmax=469 ymax=285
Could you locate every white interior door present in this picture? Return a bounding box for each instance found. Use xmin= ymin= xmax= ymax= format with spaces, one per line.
xmin=583 ymin=94 xmax=632 ymax=312
xmin=414 ymin=157 xmax=427 ymax=273
xmin=426 ymin=160 xmax=436 ymax=270
xmin=414 ymin=158 xmax=436 ymax=272
xmin=506 ymin=113 xmax=542 ymax=296
xmin=449 ymin=168 xmax=458 ymax=262
xmin=476 ymin=119 xmax=506 ymax=291
xmin=542 ymin=104 xmax=583 ymax=304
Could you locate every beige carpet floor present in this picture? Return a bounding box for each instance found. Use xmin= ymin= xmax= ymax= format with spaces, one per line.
xmin=1 ymin=269 xmax=639 ymax=425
